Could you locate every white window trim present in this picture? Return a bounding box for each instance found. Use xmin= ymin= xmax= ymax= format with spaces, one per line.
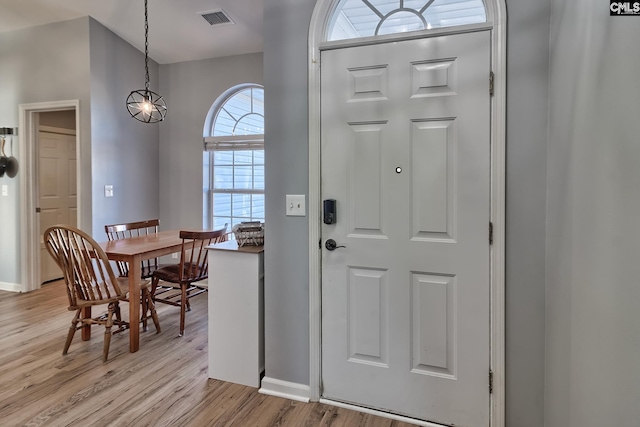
xmin=204 ymin=135 xmax=265 ymax=152
xmin=203 ymin=84 xmax=265 ymax=231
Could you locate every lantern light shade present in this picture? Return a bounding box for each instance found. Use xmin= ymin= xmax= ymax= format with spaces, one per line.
xmin=126 ymin=89 xmax=167 ymax=123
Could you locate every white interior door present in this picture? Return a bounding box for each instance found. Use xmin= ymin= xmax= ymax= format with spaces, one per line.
xmin=321 ymin=31 xmax=491 ymax=426
xmin=38 ymin=130 xmax=77 ymax=283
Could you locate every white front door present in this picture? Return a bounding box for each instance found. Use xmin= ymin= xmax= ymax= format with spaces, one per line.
xmin=321 ymin=31 xmax=491 ymax=426
xmin=38 ymin=130 xmax=77 ymax=283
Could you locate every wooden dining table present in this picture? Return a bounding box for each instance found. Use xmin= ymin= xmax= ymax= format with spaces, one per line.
xmin=97 ymin=230 xmax=184 ymax=352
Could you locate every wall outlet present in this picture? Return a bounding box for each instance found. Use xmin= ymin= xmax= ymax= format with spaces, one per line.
xmin=172 ymin=253 xmax=178 ymax=259
xmin=104 ymin=185 xmax=114 ymax=197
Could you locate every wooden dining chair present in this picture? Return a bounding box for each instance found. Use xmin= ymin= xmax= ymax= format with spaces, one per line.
xmin=44 ymin=225 xmax=160 ymax=361
xmin=104 ymin=219 xmax=163 ymax=279
xmin=150 ymin=225 xmax=228 ymax=336
xmin=105 ymin=219 xmax=168 ymax=331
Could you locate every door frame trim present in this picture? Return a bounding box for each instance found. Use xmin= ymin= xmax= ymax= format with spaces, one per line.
xmin=19 ymin=100 xmax=81 ymax=292
xmin=307 ymin=2 xmax=506 ymax=426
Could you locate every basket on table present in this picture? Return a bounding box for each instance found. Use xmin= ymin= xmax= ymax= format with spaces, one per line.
xmin=232 ymin=222 xmax=265 ymax=247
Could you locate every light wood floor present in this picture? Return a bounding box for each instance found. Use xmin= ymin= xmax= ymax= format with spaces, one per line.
xmin=0 ymin=281 xmax=416 ymax=427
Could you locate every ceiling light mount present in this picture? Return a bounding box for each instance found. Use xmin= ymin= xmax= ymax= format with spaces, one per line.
xmin=126 ymin=0 xmax=167 ymax=123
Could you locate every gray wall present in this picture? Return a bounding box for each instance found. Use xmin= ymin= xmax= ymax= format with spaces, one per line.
xmin=0 ymin=17 xmax=161 ymax=287
xmin=545 ymin=1 xmax=640 ymax=426
xmin=263 ymin=0 xmax=312 ymax=385
xmin=0 ymin=18 xmax=92 ymax=286
xmin=89 ymin=18 xmax=160 ymax=237
xmin=262 ymin=0 xmax=550 ymax=425
xmin=158 ymin=53 xmax=263 ymax=232
xmin=505 ymin=1 xmax=550 ymax=426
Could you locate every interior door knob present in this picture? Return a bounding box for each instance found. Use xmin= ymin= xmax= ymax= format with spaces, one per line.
xmin=325 ymin=239 xmax=346 ymax=251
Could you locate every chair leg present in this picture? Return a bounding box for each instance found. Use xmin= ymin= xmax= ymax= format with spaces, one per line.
xmin=148 ymin=277 xmax=163 ymax=333
xmin=150 ymin=277 xmax=159 ymax=300
xmin=103 ymin=303 xmax=115 ymax=362
xmin=179 ymin=285 xmax=187 ymax=337
xmin=141 ymin=288 xmax=149 ymax=332
xmin=114 ymin=301 xmax=122 ymax=323
xmin=147 ymin=294 xmax=161 ymax=334
xmin=63 ymin=310 xmax=81 ymax=355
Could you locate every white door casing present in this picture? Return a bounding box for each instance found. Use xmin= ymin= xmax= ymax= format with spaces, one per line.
xmin=38 ymin=129 xmax=77 ymax=283
xmin=320 ymin=31 xmax=491 ymax=426
xmin=19 ymin=100 xmax=81 ymax=293
xmin=309 ymin=2 xmax=506 ymax=426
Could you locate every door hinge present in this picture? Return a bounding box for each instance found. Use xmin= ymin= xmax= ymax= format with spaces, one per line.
xmin=489 ymin=369 xmax=494 ymax=394
xmin=36 ymin=207 xmax=41 ymax=213
xmin=489 ymin=71 xmax=494 ymax=96
xmin=489 ymin=222 xmax=493 ymax=245
xmin=319 ymin=239 xmax=322 ymax=249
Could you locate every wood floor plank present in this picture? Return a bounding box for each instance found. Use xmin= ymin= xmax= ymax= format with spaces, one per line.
xmin=0 ymin=281 xmax=418 ymax=427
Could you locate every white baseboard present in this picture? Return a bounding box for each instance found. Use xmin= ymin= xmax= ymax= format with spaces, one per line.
xmin=0 ymin=281 xmax=21 ymax=292
xmin=258 ymin=377 xmax=311 ymax=403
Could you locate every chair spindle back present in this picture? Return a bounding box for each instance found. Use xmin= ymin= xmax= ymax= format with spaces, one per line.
xmin=44 ymin=225 xmax=124 ymax=308
xmin=178 ymin=228 xmax=228 ymax=282
xmin=105 ymin=219 xmax=161 ymax=278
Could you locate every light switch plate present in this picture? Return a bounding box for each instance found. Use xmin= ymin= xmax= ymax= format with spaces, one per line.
xmin=1 ymin=185 xmax=7 ymax=197
xmin=104 ymin=185 xmax=114 ymax=197
xmin=286 ymin=194 xmax=306 ymax=216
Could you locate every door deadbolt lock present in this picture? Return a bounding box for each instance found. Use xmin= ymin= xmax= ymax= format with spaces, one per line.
xmin=323 ymin=199 xmax=337 ymax=224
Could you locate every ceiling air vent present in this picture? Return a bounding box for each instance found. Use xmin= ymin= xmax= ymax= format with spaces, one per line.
xmin=199 ymin=10 xmax=234 ymax=26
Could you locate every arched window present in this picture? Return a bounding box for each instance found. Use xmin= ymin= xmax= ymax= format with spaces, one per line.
xmin=327 ymin=0 xmax=487 ymax=41
xmin=204 ymin=85 xmax=264 ymax=231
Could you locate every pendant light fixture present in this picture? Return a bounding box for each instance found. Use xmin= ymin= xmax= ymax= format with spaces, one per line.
xmin=126 ymin=0 xmax=167 ymax=123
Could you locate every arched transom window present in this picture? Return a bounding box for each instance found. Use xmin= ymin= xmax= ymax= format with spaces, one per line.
xmin=209 ymin=86 xmax=264 ymax=137
xmin=327 ymin=0 xmax=487 ymax=41
xmin=204 ymin=85 xmax=264 ymax=231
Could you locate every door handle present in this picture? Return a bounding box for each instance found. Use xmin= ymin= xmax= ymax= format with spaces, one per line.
xmin=325 ymin=239 xmax=346 ymax=251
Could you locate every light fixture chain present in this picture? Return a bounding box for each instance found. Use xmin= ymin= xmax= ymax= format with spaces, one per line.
xmin=126 ymin=0 xmax=166 ymax=123
xmin=144 ymin=0 xmax=149 ymax=92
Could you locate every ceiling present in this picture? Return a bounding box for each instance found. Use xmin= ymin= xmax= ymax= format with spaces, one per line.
xmin=0 ymin=0 xmax=263 ymax=64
